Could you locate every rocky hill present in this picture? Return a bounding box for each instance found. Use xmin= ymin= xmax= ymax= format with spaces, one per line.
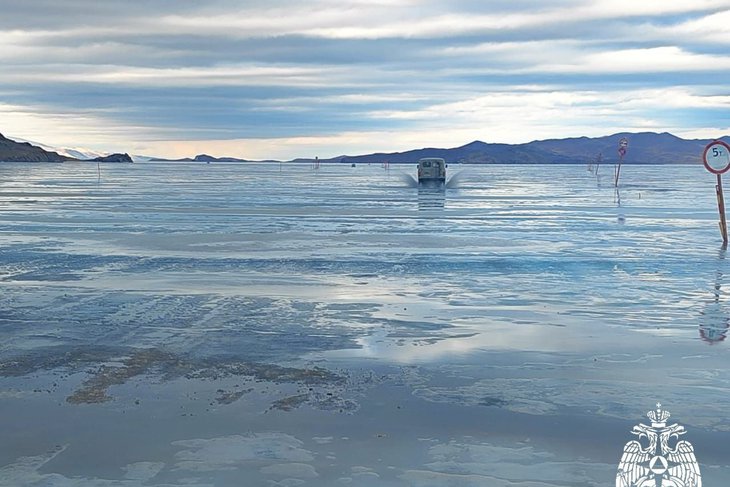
xmin=92 ymin=153 xmax=133 ymax=163
xmin=0 ymin=133 xmax=72 ymax=162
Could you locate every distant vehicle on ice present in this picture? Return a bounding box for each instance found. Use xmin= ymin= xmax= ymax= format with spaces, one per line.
xmin=417 ymin=157 xmax=446 ymax=186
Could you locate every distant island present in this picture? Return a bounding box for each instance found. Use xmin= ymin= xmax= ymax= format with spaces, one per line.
xmin=2 ymin=131 xmax=729 ymax=165
xmin=91 ymin=153 xmax=133 ymax=163
xmin=150 ymin=154 xmax=251 ymax=163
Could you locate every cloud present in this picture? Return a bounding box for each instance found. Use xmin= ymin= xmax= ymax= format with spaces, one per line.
xmin=1 ymin=1 xmax=729 ymax=158
xmin=542 ymin=46 xmax=730 ymax=74
xmin=9 ymin=83 xmax=722 ymax=160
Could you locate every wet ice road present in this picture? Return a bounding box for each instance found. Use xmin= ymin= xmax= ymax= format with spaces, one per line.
xmin=1 ymin=161 xmax=729 ymax=486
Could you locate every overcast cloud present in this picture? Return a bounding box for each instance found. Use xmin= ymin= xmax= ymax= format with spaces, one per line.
xmin=1 ymin=0 xmax=729 ymax=159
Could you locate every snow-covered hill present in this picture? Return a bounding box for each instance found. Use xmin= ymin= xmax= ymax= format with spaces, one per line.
xmin=8 ymin=136 xmax=156 ymax=162
xmin=9 ymin=136 xmax=109 ymax=160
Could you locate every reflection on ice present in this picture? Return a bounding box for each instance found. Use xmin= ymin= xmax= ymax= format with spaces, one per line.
xmin=3 ymin=162 xmax=730 ymax=485
xmin=699 ymin=248 xmax=730 ymax=344
xmin=417 ymin=186 xmax=445 ymax=211
xmin=699 ymin=313 xmax=729 ymax=344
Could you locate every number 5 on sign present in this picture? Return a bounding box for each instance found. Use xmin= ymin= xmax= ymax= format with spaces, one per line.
xmin=703 ymin=141 xmax=730 ymax=174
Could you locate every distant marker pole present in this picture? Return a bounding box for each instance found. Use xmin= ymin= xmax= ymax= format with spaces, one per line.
xmin=703 ymin=140 xmax=730 ymax=244
xmin=615 ymin=138 xmax=628 ymax=187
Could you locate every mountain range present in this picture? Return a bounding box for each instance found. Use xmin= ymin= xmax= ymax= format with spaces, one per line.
xmin=2 ymin=131 xmax=728 ymax=165
xmin=317 ymin=132 xmax=730 ymax=165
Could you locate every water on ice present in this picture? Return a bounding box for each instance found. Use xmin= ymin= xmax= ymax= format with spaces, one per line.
xmin=1 ymin=161 xmax=729 ymax=485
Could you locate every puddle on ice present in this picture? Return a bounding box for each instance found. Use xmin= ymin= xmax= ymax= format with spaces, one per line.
xmin=1 ymin=162 xmax=730 ymax=485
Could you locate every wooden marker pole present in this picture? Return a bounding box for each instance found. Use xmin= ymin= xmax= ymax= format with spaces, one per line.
xmin=615 ymin=138 xmax=628 ymax=187
xmin=703 ymin=140 xmax=730 ymax=245
xmin=716 ymin=174 xmax=728 ymax=244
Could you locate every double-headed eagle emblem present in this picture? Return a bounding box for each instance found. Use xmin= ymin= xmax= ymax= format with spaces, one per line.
xmin=616 ymin=403 xmax=701 ymax=487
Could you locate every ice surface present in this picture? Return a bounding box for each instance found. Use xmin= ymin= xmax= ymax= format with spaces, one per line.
xmin=1 ymin=161 xmax=729 ymax=485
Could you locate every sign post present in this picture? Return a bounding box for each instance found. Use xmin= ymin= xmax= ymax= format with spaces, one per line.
xmin=702 ymin=140 xmax=730 ymax=245
xmin=615 ymin=137 xmax=628 ymax=187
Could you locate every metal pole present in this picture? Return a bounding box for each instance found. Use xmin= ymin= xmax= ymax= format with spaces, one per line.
xmin=614 ymin=155 xmax=622 ymax=187
xmin=716 ymin=174 xmax=728 ymax=244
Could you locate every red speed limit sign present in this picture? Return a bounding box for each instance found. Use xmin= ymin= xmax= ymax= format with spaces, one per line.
xmin=618 ymin=137 xmax=628 ymax=157
xmin=703 ymin=140 xmax=730 ymax=174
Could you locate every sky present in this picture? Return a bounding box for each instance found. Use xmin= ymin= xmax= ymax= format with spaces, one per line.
xmin=1 ymin=0 xmax=730 ymax=160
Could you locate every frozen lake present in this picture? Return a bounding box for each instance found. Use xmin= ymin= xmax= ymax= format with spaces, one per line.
xmin=1 ymin=161 xmax=729 ymax=485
